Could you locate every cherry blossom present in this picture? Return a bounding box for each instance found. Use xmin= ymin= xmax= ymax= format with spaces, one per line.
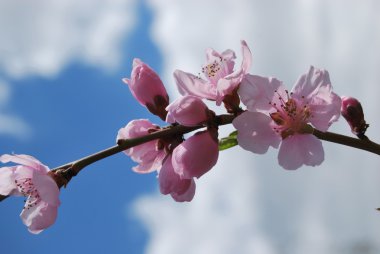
xmin=174 ymin=40 xmax=252 ymax=105
xmin=233 ymin=66 xmax=341 ymax=170
xmin=117 ymin=119 xmax=166 ymax=173
xmin=0 ymin=154 xmax=60 ymax=234
xmin=123 ymin=58 xmax=169 ymax=120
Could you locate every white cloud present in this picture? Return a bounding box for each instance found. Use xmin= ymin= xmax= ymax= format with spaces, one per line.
xmin=0 ymin=0 xmax=138 ymax=79
xmin=133 ymin=0 xmax=380 ymax=253
xmin=0 ymin=0 xmax=138 ymax=139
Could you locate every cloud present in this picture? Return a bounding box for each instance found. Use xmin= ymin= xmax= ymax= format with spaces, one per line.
xmin=133 ymin=0 xmax=380 ymax=254
xmin=0 ymin=0 xmax=138 ymax=79
xmin=0 ymin=0 xmax=138 ymax=139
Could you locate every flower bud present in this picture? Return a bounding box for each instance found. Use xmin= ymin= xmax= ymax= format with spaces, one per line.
xmin=341 ymin=96 xmax=369 ymax=138
xmin=123 ymin=58 xmax=169 ymax=120
xmin=166 ymin=95 xmax=214 ymax=126
xmin=172 ymin=130 xmax=219 ymax=179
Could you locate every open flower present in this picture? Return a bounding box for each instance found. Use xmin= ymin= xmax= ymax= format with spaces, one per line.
xmin=123 ymin=58 xmax=169 ymax=120
xmin=0 ymin=154 xmax=60 ymax=234
xmin=233 ymin=66 xmax=341 ymax=170
xmin=174 ymin=40 xmax=252 ymax=105
xmin=117 ymin=119 xmax=166 ymax=173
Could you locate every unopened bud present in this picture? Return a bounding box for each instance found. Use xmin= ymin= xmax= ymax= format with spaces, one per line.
xmin=123 ymin=58 xmax=169 ymax=120
xmin=341 ymin=96 xmax=369 ymax=138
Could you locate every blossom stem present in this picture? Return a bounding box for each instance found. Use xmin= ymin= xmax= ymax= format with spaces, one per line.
xmin=312 ymin=128 xmax=380 ymax=155
xmin=1 ymin=115 xmax=380 ymax=204
xmin=50 ymin=114 xmax=235 ymax=186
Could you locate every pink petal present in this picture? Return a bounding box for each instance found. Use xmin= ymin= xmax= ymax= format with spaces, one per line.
xmin=132 ymin=151 xmax=165 ymax=174
xmin=292 ymin=66 xmax=341 ymax=131
xmin=173 ymin=70 xmax=217 ymax=100
xmin=158 ymin=155 xmax=192 ymax=195
xmin=166 ymin=95 xmax=210 ymax=126
xmin=0 ymin=154 xmax=47 ymax=173
xmin=215 ymin=40 xmax=253 ymax=105
xmin=308 ymin=92 xmax=341 ymax=131
xmin=233 ymin=111 xmax=281 ymax=154
xmin=278 ymin=134 xmax=324 ymax=170
xmin=32 ymin=171 xmax=60 ymax=206
xmin=117 ymin=120 xmax=164 ymax=173
xmin=0 ymin=166 xmax=17 ymax=195
xmin=238 ymin=74 xmax=283 ymax=112
xmin=240 ymin=40 xmax=252 ymax=73
xmin=21 ymin=201 xmax=58 ymax=234
xmin=205 ymin=47 xmax=236 ymax=68
xmin=216 ymin=72 xmax=243 ymax=105
xmin=170 ymin=179 xmax=196 ymax=202
xmin=172 ymin=131 xmax=219 ymax=179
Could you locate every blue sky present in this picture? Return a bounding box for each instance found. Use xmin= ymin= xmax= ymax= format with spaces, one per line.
xmin=1 ymin=1 xmax=380 ymax=254
xmin=0 ymin=1 xmax=160 ymax=253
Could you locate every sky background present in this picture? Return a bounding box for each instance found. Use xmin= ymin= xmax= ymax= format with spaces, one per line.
xmin=0 ymin=1 xmax=380 ymax=254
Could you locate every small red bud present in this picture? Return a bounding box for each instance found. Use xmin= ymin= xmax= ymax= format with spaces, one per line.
xmin=341 ymin=96 xmax=369 ymax=138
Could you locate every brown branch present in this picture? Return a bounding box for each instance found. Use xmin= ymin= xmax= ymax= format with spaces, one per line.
xmin=313 ymin=128 xmax=380 ymax=156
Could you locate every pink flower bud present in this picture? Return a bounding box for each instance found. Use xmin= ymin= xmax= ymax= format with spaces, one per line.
xmin=172 ymin=130 xmax=219 ymax=179
xmin=123 ymin=58 xmax=169 ymax=120
xmin=166 ymin=95 xmax=214 ymax=126
xmin=341 ymin=96 xmax=368 ymax=137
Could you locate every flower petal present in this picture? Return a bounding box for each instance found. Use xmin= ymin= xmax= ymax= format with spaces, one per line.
xmin=158 ymin=155 xmax=192 ymax=196
xmin=278 ymin=134 xmax=324 ymax=170
xmin=166 ymin=95 xmax=210 ymax=126
xmin=21 ymin=201 xmax=58 ymax=234
xmin=170 ymin=179 xmax=196 ymax=202
xmin=117 ymin=120 xmax=164 ymax=173
xmin=233 ymin=111 xmax=281 ymax=154
xmin=240 ymin=40 xmax=252 ymax=73
xmin=0 ymin=154 xmax=47 ymax=173
xmin=173 ymin=70 xmax=216 ymax=100
xmin=0 ymin=166 xmax=18 ymax=195
xmin=172 ymin=131 xmax=219 ymax=179
xmin=32 ymin=171 xmax=60 ymax=206
xmin=292 ymin=66 xmax=341 ymax=131
xmin=238 ymin=74 xmax=283 ymax=113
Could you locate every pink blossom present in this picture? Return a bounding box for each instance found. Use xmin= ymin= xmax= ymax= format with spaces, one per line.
xmin=117 ymin=119 xmax=166 ymax=173
xmin=172 ymin=130 xmax=219 ymax=179
xmin=158 ymin=155 xmax=196 ymax=202
xmin=0 ymin=154 xmax=60 ymax=234
xmin=174 ymin=40 xmax=252 ymax=105
xmin=123 ymin=58 xmax=169 ymax=120
xmin=233 ymin=66 xmax=341 ymax=170
xmin=166 ymin=95 xmax=214 ymax=126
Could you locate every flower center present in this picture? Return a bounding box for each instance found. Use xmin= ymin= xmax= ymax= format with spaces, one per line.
xmin=15 ymin=178 xmax=41 ymax=210
xmin=201 ymin=57 xmax=229 ymax=83
xmin=269 ymin=90 xmax=312 ymax=139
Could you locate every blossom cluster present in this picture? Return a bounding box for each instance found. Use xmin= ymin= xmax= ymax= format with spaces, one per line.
xmin=117 ymin=40 xmax=345 ymax=202
xmin=0 ymin=40 xmax=366 ymax=233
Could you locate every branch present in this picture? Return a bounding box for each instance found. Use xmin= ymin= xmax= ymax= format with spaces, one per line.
xmin=313 ymin=128 xmax=380 ymax=156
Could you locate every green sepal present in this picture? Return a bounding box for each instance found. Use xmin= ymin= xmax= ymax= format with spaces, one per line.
xmin=218 ymin=131 xmax=238 ymax=151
